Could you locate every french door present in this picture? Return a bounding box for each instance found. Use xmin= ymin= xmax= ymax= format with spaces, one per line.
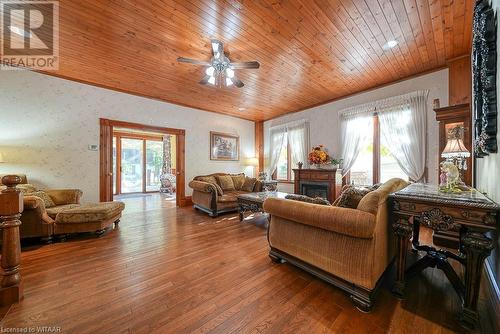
xmin=113 ymin=134 xmax=164 ymax=195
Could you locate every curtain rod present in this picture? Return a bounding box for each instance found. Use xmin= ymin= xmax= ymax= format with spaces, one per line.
xmin=339 ymin=90 xmax=429 ymax=118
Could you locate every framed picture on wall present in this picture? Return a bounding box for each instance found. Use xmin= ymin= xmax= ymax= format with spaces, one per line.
xmin=210 ymin=131 xmax=239 ymax=161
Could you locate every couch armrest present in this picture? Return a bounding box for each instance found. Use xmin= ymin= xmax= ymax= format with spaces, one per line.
xmin=188 ymin=180 xmax=217 ymax=194
xmin=24 ymin=195 xmax=46 ymax=210
xmin=45 ymin=189 xmax=82 ymax=205
xmin=254 ymin=180 xmax=263 ymax=192
xmin=263 ymin=198 xmax=376 ymax=239
xmin=23 ymin=196 xmax=53 ymax=224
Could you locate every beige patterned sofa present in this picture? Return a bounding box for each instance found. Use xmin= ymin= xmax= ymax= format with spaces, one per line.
xmin=263 ymin=178 xmax=408 ymax=312
xmin=188 ymin=173 xmax=263 ymax=217
xmin=1 ymin=174 xmax=124 ymax=242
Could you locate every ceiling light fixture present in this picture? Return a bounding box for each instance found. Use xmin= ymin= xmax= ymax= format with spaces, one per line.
xmin=226 ymin=77 xmax=233 ymax=86
xmin=9 ymin=25 xmax=32 ymax=38
xmin=208 ymin=76 xmax=216 ymax=85
xmin=383 ymin=40 xmax=398 ymax=50
xmin=205 ymin=66 xmax=215 ymax=76
xmin=238 ymin=107 xmax=246 ymax=111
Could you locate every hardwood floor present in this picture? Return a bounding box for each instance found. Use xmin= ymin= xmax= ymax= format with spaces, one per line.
xmin=0 ymin=197 xmax=493 ymax=333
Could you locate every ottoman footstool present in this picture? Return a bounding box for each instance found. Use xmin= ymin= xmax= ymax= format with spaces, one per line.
xmin=53 ymin=201 xmax=125 ymax=236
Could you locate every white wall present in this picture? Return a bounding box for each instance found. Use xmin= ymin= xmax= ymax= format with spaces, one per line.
xmin=0 ymin=69 xmax=255 ymax=202
xmin=264 ymin=69 xmax=449 ymax=192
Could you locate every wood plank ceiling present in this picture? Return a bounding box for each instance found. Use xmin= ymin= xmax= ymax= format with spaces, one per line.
xmin=37 ymin=0 xmax=472 ymax=121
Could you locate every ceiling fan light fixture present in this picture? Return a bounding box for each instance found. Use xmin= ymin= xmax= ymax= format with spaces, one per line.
xmin=226 ymin=68 xmax=234 ymax=78
xmin=205 ymin=66 xmax=215 ymax=76
xmin=208 ymin=76 xmax=216 ymax=85
xmin=226 ymin=77 xmax=233 ymax=86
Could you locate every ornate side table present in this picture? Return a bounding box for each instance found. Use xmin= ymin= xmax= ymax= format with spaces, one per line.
xmin=389 ymin=183 xmax=499 ymax=329
xmin=260 ymin=180 xmax=278 ymax=192
xmin=237 ymin=191 xmax=287 ymax=221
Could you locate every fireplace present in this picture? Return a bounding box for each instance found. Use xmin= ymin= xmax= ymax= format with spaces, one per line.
xmin=300 ymin=182 xmax=329 ymax=199
xmin=293 ymin=168 xmax=342 ymax=203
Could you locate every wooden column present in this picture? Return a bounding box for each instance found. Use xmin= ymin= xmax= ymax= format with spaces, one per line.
xmin=255 ymin=121 xmax=264 ymax=175
xmin=0 ymin=175 xmax=24 ymax=306
xmin=448 ymin=55 xmax=472 ymax=106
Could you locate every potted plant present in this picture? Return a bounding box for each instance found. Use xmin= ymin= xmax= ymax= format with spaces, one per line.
xmin=330 ymin=158 xmax=343 ymax=169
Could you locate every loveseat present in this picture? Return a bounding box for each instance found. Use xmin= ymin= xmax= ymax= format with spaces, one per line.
xmin=188 ymin=173 xmax=263 ymax=217
xmin=1 ymin=174 xmax=124 ymax=242
xmin=263 ymin=178 xmax=408 ymax=311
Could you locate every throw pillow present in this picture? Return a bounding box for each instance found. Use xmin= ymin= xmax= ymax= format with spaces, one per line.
xmin=28 ymin=191 xmax=56 ymax=208
xmin=241 ymin=177 xmax=257 ymax=192
xmin=357 ymin=191 xmax=380 ymax=214
xmin=17 ymin=184 xmax=38 ymax=193
xmin=197 ymin=176 xmax=223 ymax=195
xmin=285 ymin=194 xmax=330 ymax=205
xmin=333 ymin=185 xmax=372 ymax=209
xmin=231 ymin=174 xmax=245 ymax=190
xmin=216 ymin=175 xmax=236 ymax=191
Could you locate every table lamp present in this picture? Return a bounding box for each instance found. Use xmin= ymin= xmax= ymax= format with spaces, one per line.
xmin=245 ymin=157 xmax=259 ymax=177
xmin=439 ymin=126 xmax=470 ymax=192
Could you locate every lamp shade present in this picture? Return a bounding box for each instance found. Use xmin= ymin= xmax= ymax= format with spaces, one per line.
xmin=0 ymin=152 xmax=4 ymax=163
xmin=244 ymin=157 xmax=259 ymax=167
xmin=441 ymin=138 xmax=470 ymax=158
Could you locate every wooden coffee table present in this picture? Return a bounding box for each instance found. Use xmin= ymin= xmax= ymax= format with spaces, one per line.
xmin=237 ymin=191 xmax=288 ymax=221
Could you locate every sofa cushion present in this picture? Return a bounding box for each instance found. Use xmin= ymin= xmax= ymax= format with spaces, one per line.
xmin=231 ymin=173 xmax=245 ymax=190
xmin=28 ymin=191 xmax=56 ymax=208
xmin=285 ymin=194 xmax=330 ymax=205
xmin=197 ymin=176 xmax=224 ymax=195
xmin=55 ymin=201 xmax=125 ymax=224
xmin=46 ymin=204 xmax=81 ymax=219
xmin=333 ymin=185 xmax=371 ymax=209
xmin=217 ymin=194 xmax=238 ymax=203
xmin=241 ymin=177 xmax=257 ymax=192
xmin=216 ymin=175 xmax=235 ymax=191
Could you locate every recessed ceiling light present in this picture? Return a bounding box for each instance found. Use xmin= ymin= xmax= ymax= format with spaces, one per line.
xmin=383 ymin=40 xmax=398 ymax=50
xmin=9 ymin=26 xmax=32 ymax=38
xmin=238 ymin=107 xmax=246 ymax=111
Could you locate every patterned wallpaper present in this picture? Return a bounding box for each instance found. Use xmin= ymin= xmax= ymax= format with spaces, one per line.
xmin=0 ymin=69 xmax=255 ymax=202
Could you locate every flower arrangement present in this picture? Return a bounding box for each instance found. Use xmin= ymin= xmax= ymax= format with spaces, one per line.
xmin=308 ymin=145 xmax=330 ymax=166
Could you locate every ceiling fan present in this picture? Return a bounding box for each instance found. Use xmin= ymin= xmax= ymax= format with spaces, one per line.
xmin=177 ymin=39 xmax=260 ymax=88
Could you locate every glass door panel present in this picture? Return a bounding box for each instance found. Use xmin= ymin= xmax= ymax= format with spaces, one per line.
xmin=145 ymin=140 xmax=164 ymax=192
xmin=121 ymin=138 xmax=143 ymax=193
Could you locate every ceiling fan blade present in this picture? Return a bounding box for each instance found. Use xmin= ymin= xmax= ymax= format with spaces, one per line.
xmin=211 ymin=39 xmax=224 ymax=59
xmin=232 ymin=77 xmax=245 ymax=88
xmin=177 ymin=57 xmax=211 ymax=66
xmin=230 ymin=61 xmax=260 ymax=69
xmin=199 ymin=75 xmax=211 ymax=85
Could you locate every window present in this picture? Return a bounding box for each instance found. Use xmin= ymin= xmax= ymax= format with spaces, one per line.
xmin=274 ymin=135 xmax=294 ymax=181
xmin=349 ymin=115 xmax=407 ymax=186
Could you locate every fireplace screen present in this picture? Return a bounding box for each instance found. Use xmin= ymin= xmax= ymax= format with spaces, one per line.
xmin=300 ymin=182 xmax=329 ymax=199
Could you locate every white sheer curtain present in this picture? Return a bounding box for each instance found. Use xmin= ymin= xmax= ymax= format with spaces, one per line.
xmin=267 ymin=125 xmax=286 ymax=176
xmin=378 ymin=91 xmax=428 ymax=182
xmin=287 ymin=120 xmax=310 ymax=168
xmin=340 ymin=112 xmax=373 ymax=177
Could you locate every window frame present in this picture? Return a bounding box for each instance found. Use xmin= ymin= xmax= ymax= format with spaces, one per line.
xmin=272 ymin=138 xmax=293 ymax=182
xmin=344 ymin=114 xmax=410 ymax=186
